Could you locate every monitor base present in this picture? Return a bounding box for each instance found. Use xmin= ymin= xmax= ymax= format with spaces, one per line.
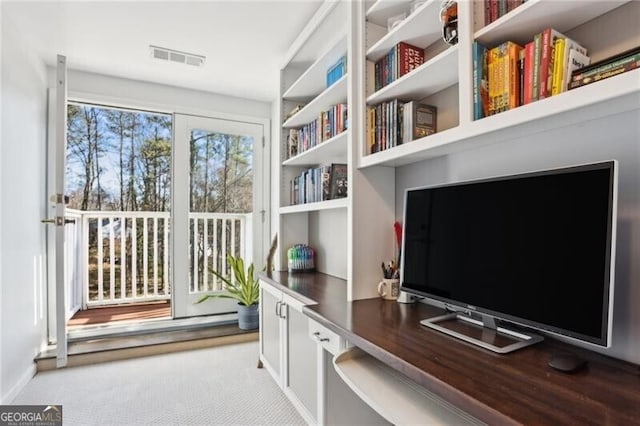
xmin=548 ymin=353 xmax=587 ymax=373
xmin=420 ymin=312 xmax=543 ymax=354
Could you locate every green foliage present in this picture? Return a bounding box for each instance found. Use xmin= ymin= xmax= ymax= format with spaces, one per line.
xmin=197 ymin=254 xmax=259 ymax=307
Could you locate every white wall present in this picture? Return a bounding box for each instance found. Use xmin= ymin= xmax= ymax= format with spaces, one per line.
xmin=58 ymin=69 xmax=271 ymax=121
xmin=1 ymin=12 xmax=49 ymax=402
xmin=395 ymin=109 xmax=640 ymax=364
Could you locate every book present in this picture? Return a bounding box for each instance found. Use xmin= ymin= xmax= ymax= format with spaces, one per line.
xmin=532 ymin=32 xmax=542 ymax=102
xmin=539 ymin=28 xmax=565 ymax=99
xmin=330 ymin=163 xmax=348 ymax=199
xmin=559 ymin=37 xmax=587 ymax=93
xmin=404 ymin=101 xmax=437 ymax=141
xmin=473 ymin=41 xmax=488 ymax=120
xmin=551 ymin=38 xmax=566 ymax=96
xmin=565 ymin=48 xmax=591 ymax=88
xmin=571 ymin=45 xmax=640 ymax=77
xmin=286 ymin=129 xmax=298 ymax=159
xmin=569 ymin=52 xmax=639 ymax=89
xmin=398 ymin=42 xmax=425 ymax=77
xmin=523 ymin=41 xmax=534 ymax=104
xmin=507 ymin=41 xmax=523 ymax=109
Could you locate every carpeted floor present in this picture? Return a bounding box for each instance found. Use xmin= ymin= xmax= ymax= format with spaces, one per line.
xmin=13 ymin=341 xmax=305 ymax=425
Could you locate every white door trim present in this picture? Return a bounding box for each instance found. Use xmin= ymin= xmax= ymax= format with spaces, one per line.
xmin=172 ymin=113 xmax=270 ymax=318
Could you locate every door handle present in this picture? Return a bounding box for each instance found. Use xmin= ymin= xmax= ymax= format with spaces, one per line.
xmin=41 ymin=217 xmax=76 ymax=226
xmin=275 ymin=301 xmax=281 ymax=318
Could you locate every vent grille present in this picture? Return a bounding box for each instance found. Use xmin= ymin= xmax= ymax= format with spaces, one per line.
xmin=150 ymin=45 xmax=205 ymax=67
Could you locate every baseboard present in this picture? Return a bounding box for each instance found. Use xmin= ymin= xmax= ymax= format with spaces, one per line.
xmin=1 ymin=363 xmax=36 ymax=404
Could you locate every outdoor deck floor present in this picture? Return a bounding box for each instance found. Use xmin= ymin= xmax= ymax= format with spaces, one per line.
xmin=68 ymin=301 xmax=171 ymax=327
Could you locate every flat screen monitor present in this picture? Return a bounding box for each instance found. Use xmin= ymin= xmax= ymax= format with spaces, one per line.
xmin=401 ymin=161 xmax=617 ymax=352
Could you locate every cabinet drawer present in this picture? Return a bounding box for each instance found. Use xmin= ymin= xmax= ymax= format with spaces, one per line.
xmin=309 ymin=318 xmax=343 ymax=355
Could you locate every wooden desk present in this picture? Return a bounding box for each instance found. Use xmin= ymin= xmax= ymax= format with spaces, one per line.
xmin=260 ymin=272 xmax=640 ymax=424
xmin=305 ymin=297 xmax=640 ymax=425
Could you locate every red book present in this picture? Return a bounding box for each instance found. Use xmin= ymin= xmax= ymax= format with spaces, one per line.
xmin=539 ymin=28 xmax=566 ymax=99
xmin=398 ymin=42 xmax=425 ymax=77
xmin=523 ymin=41 xmax=534 ymax=104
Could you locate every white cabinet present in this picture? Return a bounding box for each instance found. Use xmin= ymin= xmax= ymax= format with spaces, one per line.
xmin=259 ymin=281 xmax=318 ymax=424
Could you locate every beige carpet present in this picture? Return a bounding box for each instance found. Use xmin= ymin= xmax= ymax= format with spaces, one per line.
xmin=13 ymin=341 xmax=305 ymax=425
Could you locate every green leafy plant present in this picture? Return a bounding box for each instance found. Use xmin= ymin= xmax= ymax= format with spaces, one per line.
xmin=197 ymin=254 xmax=259 ymax=306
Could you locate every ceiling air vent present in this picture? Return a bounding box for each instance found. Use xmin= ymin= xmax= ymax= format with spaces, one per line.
xmin=149 ymin=45 xmax=205 ymax=67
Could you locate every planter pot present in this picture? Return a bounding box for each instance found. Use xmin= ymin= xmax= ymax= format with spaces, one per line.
xmin=237 ymin=303 xmax=259 ymax=330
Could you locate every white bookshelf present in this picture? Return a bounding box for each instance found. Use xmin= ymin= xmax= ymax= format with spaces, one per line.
xmin=366 ymin=46 xmax=458 ymax=105
xmin=360 ymin=68 xmax=640 ymax=168
xmin=360 ymin=0 xmax=640 ymax=168
xmin=279 ymin=198 xmax=348 ymax=215
xmin=283 ymin=36 xmax=348 ymax=101
xmin=366 ymin=0 xmax=441 ymax=62
xmin=282 ymin=131 xmax=348 ymax=167
xmin=283 ymin=75 xmax=348 ymax=128
xmin=474 ymin=0 xmax=631 ymax=46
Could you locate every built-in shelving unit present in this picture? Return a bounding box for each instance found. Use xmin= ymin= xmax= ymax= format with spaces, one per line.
xmin=359 ymin=0 xmax=639 ymax=168
xmin=267 ymin=0 xmax=640 ymax=423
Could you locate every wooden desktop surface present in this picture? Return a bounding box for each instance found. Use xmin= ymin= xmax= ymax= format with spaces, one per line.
xmin=260 ymin=272 xmax=640 ymax=425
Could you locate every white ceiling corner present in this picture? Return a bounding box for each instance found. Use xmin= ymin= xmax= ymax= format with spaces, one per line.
xmin=2 ymin=0 xmax=324 ymax=101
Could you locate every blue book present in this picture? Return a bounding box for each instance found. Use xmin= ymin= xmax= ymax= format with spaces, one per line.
xmin=472 ymin=41 xmax=487 ymax=120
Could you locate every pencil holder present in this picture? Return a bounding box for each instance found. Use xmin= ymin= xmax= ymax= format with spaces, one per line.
xmin=287 ymin=244 xmax=316 ymax=273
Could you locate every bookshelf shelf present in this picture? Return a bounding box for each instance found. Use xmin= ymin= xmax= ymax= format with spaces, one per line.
xmin=282 ymin=131 xmax=348 ymax=167
xmin=283 ymin=35 xmax=348 ymax=101
xmin=366 ymin=0 xmax=413 ymax=27
xmin=279 ymin=197 xmax=348 ymax=215
xmin=366 ymin=0 xmax=441 ymax=62
xmin=283 ymin=75 xmax=348 ymax=128
xmin=366 ymin=46 xmax=458 ymax=105
xmin=359 ymin=68 xmax=640 ymax=168
xmin=474 ymin=0 xmax=631 ymax=47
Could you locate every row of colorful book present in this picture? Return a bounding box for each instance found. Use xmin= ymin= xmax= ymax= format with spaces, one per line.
xmin=289 ymin=163 xmax=347 ymax=206
xmin=473 ymin=27 xmax=591 ymax=119
xmin=374 ymin=41 xmax=425 ymax=91
xmin=367 ymin=100 xmax=437 ymax=154
xmin=482 ymin=0 xmax=528 ymax=26
xmin=286 ymin=104 xmax=348 ymax=160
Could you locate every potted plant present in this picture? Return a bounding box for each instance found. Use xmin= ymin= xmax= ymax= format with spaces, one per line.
xmin=197 ymin=254 xmax=259 ymax=330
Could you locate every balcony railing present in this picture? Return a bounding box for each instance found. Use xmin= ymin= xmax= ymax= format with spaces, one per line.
xmin=65 ymin=209 xmax=251 ymax=308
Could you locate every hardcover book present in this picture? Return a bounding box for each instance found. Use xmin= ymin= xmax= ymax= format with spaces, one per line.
xmin=404 ymin=102 xmax=437 ymax=142
xmin=330 ymin=163 xmax=348 ymax=199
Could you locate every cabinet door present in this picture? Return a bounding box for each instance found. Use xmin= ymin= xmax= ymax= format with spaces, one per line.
xmin=284 ymin=305 xmax=318 ymax=423
xmin=259 ymin=283 xmax=282 ymax=381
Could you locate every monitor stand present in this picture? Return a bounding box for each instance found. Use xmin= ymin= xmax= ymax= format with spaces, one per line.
xmin=420 ymin=312 xmax=544 ymax=354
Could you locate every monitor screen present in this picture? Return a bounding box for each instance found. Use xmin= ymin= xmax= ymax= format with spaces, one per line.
xmin=401 ymin=161 xmax=617 ymax=347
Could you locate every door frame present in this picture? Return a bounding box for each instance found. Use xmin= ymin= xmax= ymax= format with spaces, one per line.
xmin=172 ymin=113 xmax=270 ymax=318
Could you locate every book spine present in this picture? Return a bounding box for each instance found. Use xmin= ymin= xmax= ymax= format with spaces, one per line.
xmin=484 ymin=0 xmax=491 ymax=25
xmin=569 ymin=58 xmax=640 ymax=89
xmin=523 ymin=41 xmax=534 ymax=104
xmin=539 ymin=29 xmax=551 ymax=99
xmin=518 ymin=48 xmax=525 ymax=107
xmin=571 ymin=51 xmax=640 ymax=81
xmin=508 ymin=42 xmax=523 ymax=109
xmin=472 ymin=41 xmax=486 ymax=120
xmin=490 ymin=0 xmax=498 ymax=24
xmin=532 ymin=32 xmax=542 ymax=101
xmin=551 ymin=38 xmax=565 ymax=96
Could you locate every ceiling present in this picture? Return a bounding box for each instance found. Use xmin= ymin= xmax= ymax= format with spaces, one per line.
xmin=2 ymin=0 xmax=324 ymax=102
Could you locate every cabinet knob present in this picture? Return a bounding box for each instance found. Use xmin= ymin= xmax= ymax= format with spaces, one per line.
xmin=313 ymin=332 xmax=329 ymax=343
